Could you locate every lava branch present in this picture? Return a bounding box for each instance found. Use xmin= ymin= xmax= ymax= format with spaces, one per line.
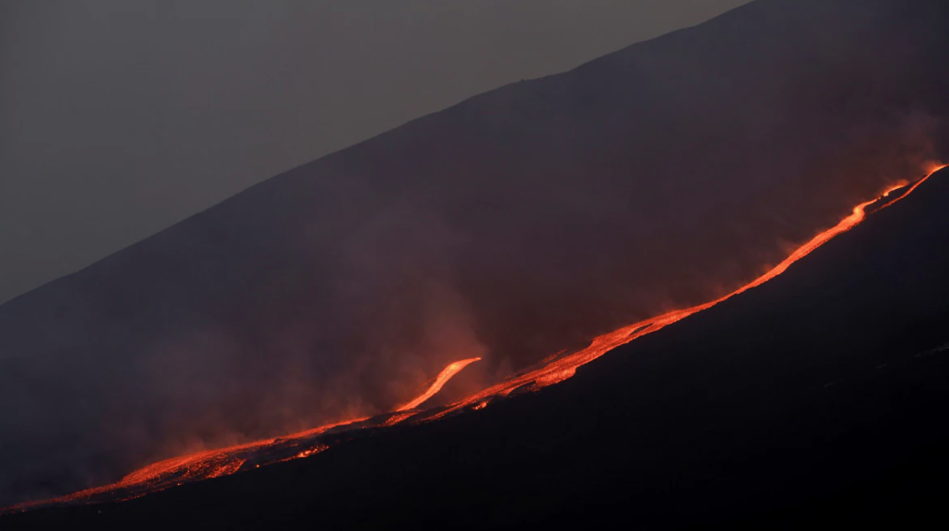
xmin=397 ymin=357 xmax=482 ymax=411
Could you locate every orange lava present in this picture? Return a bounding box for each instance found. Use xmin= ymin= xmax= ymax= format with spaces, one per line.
xmin=3 ymin=358 xmax=480 ymax=512
xmin=418 ymin=163 xmax=947 ymax=421
xmin=876 ymin=162 xmax=946 ymax=212
xmin=397 ymin=357 xmax=482 ymax=411
xmin=4 ymin=164 xmax=944 ymax=514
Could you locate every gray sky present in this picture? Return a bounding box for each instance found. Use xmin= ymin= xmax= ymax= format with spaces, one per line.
xmin=0 ymin=0 xmax=751 ymax=305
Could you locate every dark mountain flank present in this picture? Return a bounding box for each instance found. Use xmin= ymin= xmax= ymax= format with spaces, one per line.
xmin=1 ymin=0 xmax=947 ymax=505
xmin=5 ymin=158 xmax=949 ymax=530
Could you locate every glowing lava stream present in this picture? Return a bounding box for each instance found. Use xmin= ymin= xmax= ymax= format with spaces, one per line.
xmin=415 ymin=162 xmax=947 ymax=420
xmin=397 ymin=357 xmax=482 ymax=411
xmin=4 ymin=163 xmax=944 ymax=514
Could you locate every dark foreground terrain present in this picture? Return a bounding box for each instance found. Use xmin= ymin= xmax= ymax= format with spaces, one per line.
xmin=5 ymin=167 xmax=949 ymax=528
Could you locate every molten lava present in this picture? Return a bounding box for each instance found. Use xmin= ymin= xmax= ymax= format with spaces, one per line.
xmin=4 ymin=164 xmax=945 ymax=514
xmin=421 ymin=163 xmax=946 ymax=420
xmin=397 ymin=357 xmax=482 ymax=411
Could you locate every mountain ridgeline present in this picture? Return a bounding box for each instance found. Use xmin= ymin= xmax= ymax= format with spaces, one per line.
xmin=1 ymin=0 xmax=947 ymax=505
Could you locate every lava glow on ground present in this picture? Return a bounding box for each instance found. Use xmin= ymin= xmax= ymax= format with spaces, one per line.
xmin=4 ymin=163 xmax=945 ymax=514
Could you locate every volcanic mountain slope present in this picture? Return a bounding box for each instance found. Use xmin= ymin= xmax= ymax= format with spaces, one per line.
xmin=4 ymin=169 xmax=949 ymax=528
xmin=1 ymin=0 xmax=948 ymax=506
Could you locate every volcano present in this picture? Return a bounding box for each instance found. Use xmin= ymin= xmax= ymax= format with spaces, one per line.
xmin=2 ymin=0 xmax=949 ymax=526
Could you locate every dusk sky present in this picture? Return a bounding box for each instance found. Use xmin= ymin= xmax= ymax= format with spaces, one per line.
xmin=0 ymin=0 xmax=751 ymax=304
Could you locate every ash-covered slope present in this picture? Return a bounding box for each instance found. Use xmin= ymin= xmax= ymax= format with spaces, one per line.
xmin=1 ymin=0 xmax=948 ymax=504
xmin=6 ymin=173 xmax=948 ymax=529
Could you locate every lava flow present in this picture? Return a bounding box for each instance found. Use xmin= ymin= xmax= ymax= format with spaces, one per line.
xmin=397 ymin=357 xmax=482 ymax=411
xmin=4 ymin=163 xmax=945 ymax=514
xmin=2 ymin=356 xmax=483 ymax=513
xmin=418 ymin=163 xmax=946 ymax=421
